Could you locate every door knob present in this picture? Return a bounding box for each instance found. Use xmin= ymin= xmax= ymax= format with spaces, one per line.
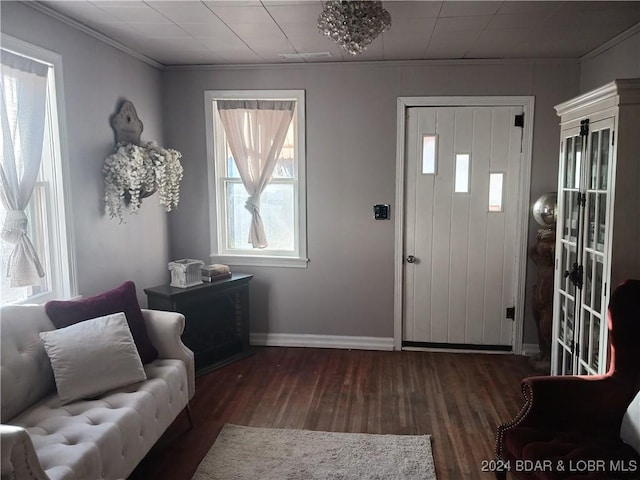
xmin=406 ymin=255 xmax=416 ymax=263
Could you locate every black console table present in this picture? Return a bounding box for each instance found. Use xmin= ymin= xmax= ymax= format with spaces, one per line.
xmin=144 ymin=273 xmax=253 ymax=376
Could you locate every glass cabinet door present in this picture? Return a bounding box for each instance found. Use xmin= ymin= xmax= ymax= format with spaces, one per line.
xmin=552 ymin=118 xmax=614 ymax=376
xmin=576 ymin=119 xmax=613 ymax=375
xmin=553 ymin=129 xmax=584 ymax=375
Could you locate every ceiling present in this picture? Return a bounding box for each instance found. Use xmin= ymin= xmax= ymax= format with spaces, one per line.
xmin=35 ymin=1 xmax=640 ymax=67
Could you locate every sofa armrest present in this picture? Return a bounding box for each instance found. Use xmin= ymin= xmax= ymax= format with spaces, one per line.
xmin=141 ymin=309 xmax=195 ymax=400
xmin=1 ymin=425 xmax=49 ymax=480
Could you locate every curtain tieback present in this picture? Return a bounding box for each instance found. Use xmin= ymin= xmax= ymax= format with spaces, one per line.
xmin=1 ymin=210 xmax=29 ymax=245
xmin=245 ymin=194 xmax=261 ymax=215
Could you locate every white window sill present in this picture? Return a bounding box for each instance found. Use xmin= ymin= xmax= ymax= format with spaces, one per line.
xmin=10 ymin=292 xmax=81 ymax=306
xmin=211 ymin=255 xmax=309 ymax=269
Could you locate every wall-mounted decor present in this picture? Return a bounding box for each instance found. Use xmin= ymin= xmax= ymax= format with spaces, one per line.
xmin=103 ymin=100 xmax=183 ymax=222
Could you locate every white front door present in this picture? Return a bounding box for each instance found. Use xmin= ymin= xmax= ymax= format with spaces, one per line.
xmin=402 ymin=104 xmax=524 ymax=349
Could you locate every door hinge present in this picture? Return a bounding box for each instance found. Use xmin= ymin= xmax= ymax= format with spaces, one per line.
xmin=514 ymin=114 xmax=524 ymax=128
xmin=506 ymin=306 xmax=515 ymax=320
xmin=612 ymin=131 xmax=615 ymax=145
xmin=580 ymin=119 xmax=590 ymax=136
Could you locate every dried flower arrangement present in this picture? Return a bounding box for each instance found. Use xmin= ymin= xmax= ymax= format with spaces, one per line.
xmin=103 ymin=141 xmax=183 ymax=222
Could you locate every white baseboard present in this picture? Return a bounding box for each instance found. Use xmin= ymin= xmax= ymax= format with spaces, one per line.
xmin=250 ymin=334 xmax=537 ymax=356
xmin=521 ymin=343 xmax=541 ymax=357
xmin=250 ymin=333 xmax=395 ymax=351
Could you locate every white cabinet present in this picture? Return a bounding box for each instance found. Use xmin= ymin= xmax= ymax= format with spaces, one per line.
xmin=551 ymin=79 xmax=640 ymax=376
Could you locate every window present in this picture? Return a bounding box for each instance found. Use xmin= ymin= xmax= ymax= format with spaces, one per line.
xmin=205 ymin=90 xmax=307 ymax=268
xmin=421 ymin=135 xmax=437 ymax=174
xmin=454 ymin=153 xmax=470 ymax=193
xmin=489 ymin=172 xmax=504 ymax=212
xmin=1 ymin=35 xmax=75 ymax=305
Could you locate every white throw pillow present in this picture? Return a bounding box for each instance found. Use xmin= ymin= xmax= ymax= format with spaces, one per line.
xmin=621 ymin=389 xmax=640 ymax=454
xmin=39 ymin=312 xmax=147 ymax=405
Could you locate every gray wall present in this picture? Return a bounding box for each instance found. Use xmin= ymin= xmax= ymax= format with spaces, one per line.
xmin=580 ymin=30 xmax=640 ymax=92
xmin=163 ymin=61 xmax=580 ymax=344
xmin=12 ymin=2 xmax=632 ymax=348
xmin=1 ymin=3 xmax=170 ymax=306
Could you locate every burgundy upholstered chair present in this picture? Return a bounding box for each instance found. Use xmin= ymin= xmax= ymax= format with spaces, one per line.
xmin=495 ymin=279 xmax=640 ymax=480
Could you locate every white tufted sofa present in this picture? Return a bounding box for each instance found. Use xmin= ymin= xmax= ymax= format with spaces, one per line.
xmin=0 ymin=304 xmax=195 ymax=480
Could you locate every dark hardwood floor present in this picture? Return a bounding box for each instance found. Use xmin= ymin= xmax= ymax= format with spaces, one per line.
xmin=129 ymin=347 xmax=541 ymax=480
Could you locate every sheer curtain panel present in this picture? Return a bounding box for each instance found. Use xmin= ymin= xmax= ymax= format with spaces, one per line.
xmin=217 ymin=100 xmax=295 ymax=248
xmin=0 ymin=50 xmax=49 ymax=286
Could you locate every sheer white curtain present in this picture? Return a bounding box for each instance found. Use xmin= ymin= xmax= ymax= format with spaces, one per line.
xmin=217 ymin=100 xmax=295 ymax=248
xmin=0 ymin=50 xmax=49 ymax=286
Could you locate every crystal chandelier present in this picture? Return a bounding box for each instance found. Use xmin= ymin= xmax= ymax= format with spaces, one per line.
xmin=317 ymin=1 xmax=392 ymax=56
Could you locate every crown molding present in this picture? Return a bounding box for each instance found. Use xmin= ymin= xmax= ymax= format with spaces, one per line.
xmin=555 ymin=78 xmax=640 ymax=116
xmin=164 ymin=56 xmax=578 ymax=72
xmin=581 ymin=21 xmax=640 ymax=61
xmin=26 ymin=1 xmax=164 ymax=71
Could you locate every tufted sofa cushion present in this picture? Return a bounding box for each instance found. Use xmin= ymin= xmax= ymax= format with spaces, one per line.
xmin=10 ymin=359 xmax=188 ymax=480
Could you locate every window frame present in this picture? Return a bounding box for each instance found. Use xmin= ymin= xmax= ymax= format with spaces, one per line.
xmin=1 ymin=34 xmax=77 ymax=304
xmin=204 ymin=89 xmax=308 ymax=268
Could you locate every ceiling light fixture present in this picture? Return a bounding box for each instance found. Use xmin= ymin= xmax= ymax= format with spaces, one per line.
xmin=317 ymin=1 xmax=391 ymax=56
xmin=280 ymin=52 xmax=333 ymax=61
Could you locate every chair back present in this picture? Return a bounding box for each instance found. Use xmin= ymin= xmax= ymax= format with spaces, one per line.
xmin=608 ymin=279 xmax=640 ymax=381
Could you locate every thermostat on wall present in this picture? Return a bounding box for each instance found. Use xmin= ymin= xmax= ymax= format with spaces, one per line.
xmin=374 ymin=204 xmax=390 ymax=220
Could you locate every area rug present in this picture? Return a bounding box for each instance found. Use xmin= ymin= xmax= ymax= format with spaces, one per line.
xmin=192 ymin=424 xmax=436 ymax=480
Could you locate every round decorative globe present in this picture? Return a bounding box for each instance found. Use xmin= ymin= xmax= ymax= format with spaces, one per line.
xmin=532 ymin=192 xmax=557 ymax=228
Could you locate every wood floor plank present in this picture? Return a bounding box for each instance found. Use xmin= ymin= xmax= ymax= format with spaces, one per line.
xmin=129 ymin=347 xmax=539 ymax=480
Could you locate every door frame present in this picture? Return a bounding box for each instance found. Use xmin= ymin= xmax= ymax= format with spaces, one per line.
xmin=393 ymin=96 xmax=535 ymax=353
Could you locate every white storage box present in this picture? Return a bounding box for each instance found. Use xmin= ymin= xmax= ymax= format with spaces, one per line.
xmin=168 ymin=259 xmax=204 ymax=288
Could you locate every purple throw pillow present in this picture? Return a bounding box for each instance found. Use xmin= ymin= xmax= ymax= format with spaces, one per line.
xmin=45 ymin=281 xmax=158 ymax=364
